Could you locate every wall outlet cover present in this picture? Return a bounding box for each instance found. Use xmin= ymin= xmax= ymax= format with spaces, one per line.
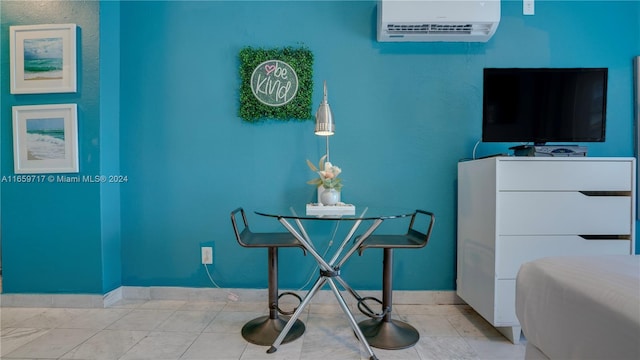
xmin=201 ymin=247 xmax=213 ymax=265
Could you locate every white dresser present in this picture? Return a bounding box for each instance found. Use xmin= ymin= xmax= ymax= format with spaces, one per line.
xmin=456 ymin=157 xmax=636 ymax=343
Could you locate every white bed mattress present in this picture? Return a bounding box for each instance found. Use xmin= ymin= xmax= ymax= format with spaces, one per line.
xmin=516 ymin=255 xmax=640 ymax=360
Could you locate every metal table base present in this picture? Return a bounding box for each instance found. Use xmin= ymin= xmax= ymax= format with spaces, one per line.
xmin=266 ymin=215 xmax=385 ymax=360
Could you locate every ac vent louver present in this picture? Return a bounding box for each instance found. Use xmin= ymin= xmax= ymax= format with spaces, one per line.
xmin=387 ymin=24 xmax=480 ymax=35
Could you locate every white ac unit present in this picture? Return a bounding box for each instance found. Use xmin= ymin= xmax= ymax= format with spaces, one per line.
xmin=377 ymin=0 xmax=501 ymax=42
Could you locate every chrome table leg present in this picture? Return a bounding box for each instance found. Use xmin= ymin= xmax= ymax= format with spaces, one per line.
xmin=267 ymin=275 xmax=326 ymax=354
xmin=327 ymin=278 xmax=379 ymax=360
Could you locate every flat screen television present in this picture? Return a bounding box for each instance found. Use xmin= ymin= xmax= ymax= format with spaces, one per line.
xmin=482 ymin=67 xmax=608 ymax=144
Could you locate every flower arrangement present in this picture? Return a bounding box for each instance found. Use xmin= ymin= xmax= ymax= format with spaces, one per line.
xmin=306 ymin=155 xmax=343 ymax=190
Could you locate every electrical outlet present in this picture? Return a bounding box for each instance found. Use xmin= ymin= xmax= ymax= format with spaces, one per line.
xmin=523 ymin=0 xmax=535 ymax=15
xmin=201 ymin=247 xmax=213 ymax=265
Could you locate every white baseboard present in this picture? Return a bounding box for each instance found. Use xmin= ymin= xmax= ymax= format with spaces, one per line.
xmin=0 ymin=287 xmax=464 ymax=308
xmin=0 ymin=293 xmax=107 ymax=308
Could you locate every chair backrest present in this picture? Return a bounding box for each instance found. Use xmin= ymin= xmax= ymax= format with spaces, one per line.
xmin=405 ymin=209 xmax=436 ymax=247
xmin=230 ymin=207 xmax=252 ymax=247
xmin=230 ymin=207 xmax=306 ymax=252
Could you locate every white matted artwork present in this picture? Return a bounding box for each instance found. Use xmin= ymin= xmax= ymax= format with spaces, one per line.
xmin=9 ymin=24 xmax=77 ymax=94
xmin=12 ymin=104 xmax=79 ymax=174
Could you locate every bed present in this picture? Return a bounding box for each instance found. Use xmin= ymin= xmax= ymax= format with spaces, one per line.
xmin=516 ymin=255 xmax=640 ymax=360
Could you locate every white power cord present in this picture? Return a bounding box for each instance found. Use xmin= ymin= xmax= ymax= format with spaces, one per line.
xmin=203 ymin=263 xmax=239 ymax=301
xmin=472 ymin=139 xmax=481 ymax=160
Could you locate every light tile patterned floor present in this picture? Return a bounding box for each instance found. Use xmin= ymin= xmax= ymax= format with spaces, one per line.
xmin=1 ymin=299 xmax=526 ymax=359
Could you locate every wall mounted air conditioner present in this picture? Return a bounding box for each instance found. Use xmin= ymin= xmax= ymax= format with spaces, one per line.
xmin=377 ymin=0 xmax=501 ymax=42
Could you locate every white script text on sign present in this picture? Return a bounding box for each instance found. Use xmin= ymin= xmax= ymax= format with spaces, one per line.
xmin=250 ymin=60 xmax=299 ymax=107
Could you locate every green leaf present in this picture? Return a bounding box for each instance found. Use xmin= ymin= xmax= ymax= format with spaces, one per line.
xmin=306 ymin=159 xmax=318 ymax=172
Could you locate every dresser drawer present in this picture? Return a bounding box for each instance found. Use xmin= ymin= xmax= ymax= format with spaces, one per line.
xmin=496 ymin=235 xmax=632 ymax=278
xmin=499 ymin=192 xmax=631 ymax=235
xmin=498 ymin=160 xmax=633 ymax=191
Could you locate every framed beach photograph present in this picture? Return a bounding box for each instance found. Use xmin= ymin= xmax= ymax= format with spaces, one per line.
xmin=10 ymin=24 xmax=77 ymax=94
xmin=12 ymin=104 xmax=79 ymax=174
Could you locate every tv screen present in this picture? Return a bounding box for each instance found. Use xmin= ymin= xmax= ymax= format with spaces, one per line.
xmin=482 ymin=68 xmax=607 ymax=144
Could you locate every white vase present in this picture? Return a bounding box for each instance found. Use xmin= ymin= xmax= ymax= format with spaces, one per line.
xmin=319 ymin=188 xmax=340 ymax=206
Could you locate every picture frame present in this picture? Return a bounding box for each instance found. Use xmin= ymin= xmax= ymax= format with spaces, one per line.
xmin=238 ymin=46 xmax=313 ymax=122
xmin=10 ymin=24 xmax=77 ymax=94
xmin=12 ymin=104 xmax=79 ymax=174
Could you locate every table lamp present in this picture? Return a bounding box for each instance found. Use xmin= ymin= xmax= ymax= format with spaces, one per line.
xmin=314 ymin=80 xmax=334 ymax=161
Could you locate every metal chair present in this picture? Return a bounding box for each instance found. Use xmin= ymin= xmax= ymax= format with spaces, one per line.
xmin=230 ymin=207 xmax=306 ymax=346
xmin=356 ymin=209 xmax=435 ymax=350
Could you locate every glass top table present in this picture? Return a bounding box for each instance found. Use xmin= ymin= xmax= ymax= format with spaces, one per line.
xmin=254 ymin=205 xmax=417 ymax=360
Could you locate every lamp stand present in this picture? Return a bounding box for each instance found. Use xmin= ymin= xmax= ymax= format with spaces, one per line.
xmin=325 ymin=136 xmax=330 ymax=163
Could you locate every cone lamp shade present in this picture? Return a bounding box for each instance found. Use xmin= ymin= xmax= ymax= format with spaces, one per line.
xmin=314 ymin=81 xmax=335 ymax=136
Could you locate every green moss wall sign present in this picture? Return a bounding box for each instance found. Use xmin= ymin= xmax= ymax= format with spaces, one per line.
xmin=239 ymin=47 xmax=313 ymax=123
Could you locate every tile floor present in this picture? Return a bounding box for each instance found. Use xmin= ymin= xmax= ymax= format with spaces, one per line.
xmin=0 ymin=297 xmax=526 ymax=360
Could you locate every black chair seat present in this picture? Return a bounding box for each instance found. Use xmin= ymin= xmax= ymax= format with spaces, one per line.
xmin=358 ymin=229 xmax=425 ymax=252
xmin=237 ymin=229 xmax=303 ymax=249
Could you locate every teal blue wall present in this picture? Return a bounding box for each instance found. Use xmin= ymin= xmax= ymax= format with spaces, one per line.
xmin=99 ymin=1 xmax=122 ymax=294
xmin=1 ymin=1 xmax=639 ymax=294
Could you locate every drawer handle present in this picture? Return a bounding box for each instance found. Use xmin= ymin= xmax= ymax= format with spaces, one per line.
xmin=579 ymin=234 xmax=631 ymax=240
xmin=579 ymin=191 xmax=631 ymax=196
